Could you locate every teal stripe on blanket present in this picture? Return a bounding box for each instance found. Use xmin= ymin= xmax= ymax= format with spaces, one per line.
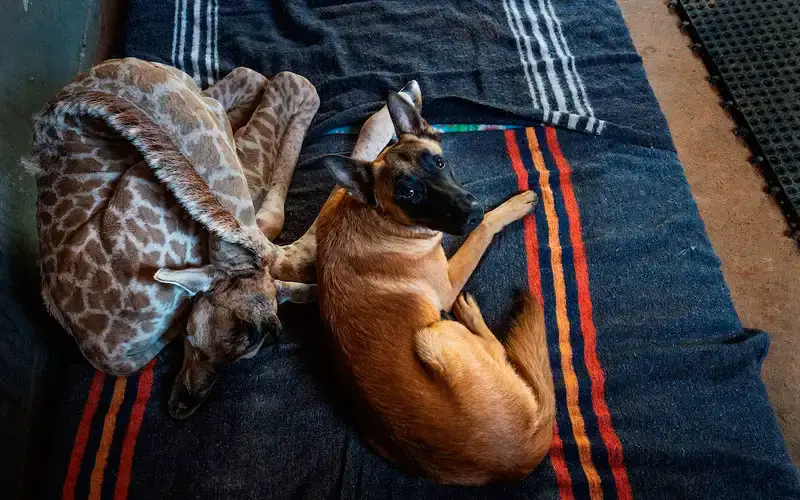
xmin=324 ymin=124 xmax=524 ymax=135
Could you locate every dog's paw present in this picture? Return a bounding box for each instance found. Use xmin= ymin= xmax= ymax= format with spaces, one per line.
xmin=453 ymin=293 xmax=487 ymax=333
xmin=504 ymin=190 xmax=538 ymax=217
xmin=486 ymin=190 xmax=539 ymax=229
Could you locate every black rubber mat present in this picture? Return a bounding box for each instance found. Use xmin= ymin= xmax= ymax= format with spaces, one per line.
xmin=671 ymin=0 xmax=800 ymax=244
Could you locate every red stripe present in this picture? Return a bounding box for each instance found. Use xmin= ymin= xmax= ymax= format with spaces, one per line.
xmin=113 ymin=359 xmax=156 ymax=500
xmin=551 ymin=423 xmax=576 ymax=500
xmin=505 ymin=130 xmax=543 ymax=301
xmin=505 ymin=129 xmax=575 ymax=498
xmin=546 ymin=127 xmax=633 ymax=500
xmin=63 ymin=370 xmax=106 ymax=500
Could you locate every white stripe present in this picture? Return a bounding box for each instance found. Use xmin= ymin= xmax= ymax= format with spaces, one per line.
xmin=551 ymin=110 xmax=562 ymax=125
xmin=171 ymin=0 xmax=180 ymax=67
xmin=214 ymin=0 xmax=220 ymax=80
xmin=178 ymin=0 xmax=188 ymax=71
xmin=502 ymin=0 xmax=540 ymax=110
xmin=567 ymin=114 xmax=580 ymax=129
xmin=596 ymin=120 xmax=606 ymax=134
xmin=585 ymin=117 xmax=596 ymax=133
xmin=508 ymin=0 xmax=549 ymax=116
xmin=191 ymin=0 xmax=202 ymax=83
xmin=522 ymin=0 xmax=567 ymax=113
xmin=537 ymin=0 xmax=585 ymax=116
xmin=205 ymin=0 xmax=214 ymax=84
xmin=546 ymin=0 xmax=594 ymax=117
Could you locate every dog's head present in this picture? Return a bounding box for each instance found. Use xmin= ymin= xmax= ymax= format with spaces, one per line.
xmin=321 ymin=92 xmax=484 ymax=235
xmin=154 ymin=266 xmax=282 ymax=419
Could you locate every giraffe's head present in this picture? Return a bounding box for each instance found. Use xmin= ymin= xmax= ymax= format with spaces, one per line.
xmin=155 ymin=264 xmax=308 ymax=418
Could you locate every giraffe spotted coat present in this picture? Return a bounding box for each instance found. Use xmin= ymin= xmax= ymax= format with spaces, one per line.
xmin=27 ymin=59 xmax=319 ymax=405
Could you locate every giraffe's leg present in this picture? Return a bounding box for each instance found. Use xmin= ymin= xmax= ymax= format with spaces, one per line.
xmin=202 ymin=67 xmax=268 ymax=132
xmin=240 ymin=77 xmax=421 ymax=240
xmin=122 ymin=336 xmax=172 ymax=372
xmin=351 ymin=79 xmax=421 ymax=161
xmin=275 ymin=280 xmax=316 ymax=304
xmin=81 ymin=331 xmax=172 ymax=376
xmin=269 ymin=215 xmax=319 ymax=283
xmin=233 ymin=72 xmax=320 ymax=240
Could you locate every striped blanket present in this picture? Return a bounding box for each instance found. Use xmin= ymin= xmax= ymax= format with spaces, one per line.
xmin=120 ymin=0 xmax=671 ymax=148
xmin=35 ymin=0 xmax=800 ymax=499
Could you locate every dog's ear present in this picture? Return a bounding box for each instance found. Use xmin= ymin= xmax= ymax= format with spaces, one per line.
xmin=387 ymin=91 xmax=427 ymax=136
xmin=320 ymin=155 xmax=375 ymax=205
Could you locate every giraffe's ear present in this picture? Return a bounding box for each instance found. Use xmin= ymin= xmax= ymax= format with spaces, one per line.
xmin=154 ymin=265 xmax=219 ymax=296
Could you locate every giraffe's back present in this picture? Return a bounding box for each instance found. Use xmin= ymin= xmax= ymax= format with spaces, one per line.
xmin=35 ymin=116 xmax=208 ymax=374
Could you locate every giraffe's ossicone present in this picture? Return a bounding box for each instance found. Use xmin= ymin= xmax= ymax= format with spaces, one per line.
xmin=26 ymin=58 xmax=320 ymax=418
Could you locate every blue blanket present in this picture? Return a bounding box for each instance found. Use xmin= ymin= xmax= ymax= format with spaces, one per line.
xmin=40 ymin=1 xmax=799 ymax=499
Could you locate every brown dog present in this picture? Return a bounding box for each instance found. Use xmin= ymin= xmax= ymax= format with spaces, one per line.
xmin=315 ymin=92 xmax=555 ymax=485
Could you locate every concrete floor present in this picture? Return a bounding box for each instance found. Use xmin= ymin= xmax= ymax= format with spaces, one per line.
xmin=618 ymin=0 xmax=800 ymax=464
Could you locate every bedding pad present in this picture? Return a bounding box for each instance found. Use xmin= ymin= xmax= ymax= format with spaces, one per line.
xmin=36 ymin=0 xmax=800 ymax=499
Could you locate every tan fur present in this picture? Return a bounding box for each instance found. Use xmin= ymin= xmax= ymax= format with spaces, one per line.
xmin=317 ymin=142 xmax=555 ymax=483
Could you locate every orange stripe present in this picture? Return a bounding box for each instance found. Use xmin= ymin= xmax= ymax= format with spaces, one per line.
xmin=546 ymin=127 xmax=633 ymax=500
xmin=505 ymin=129 xmax=574 ymax=498
xmin=525 ymin=127 xmax=603 ymax=500
xmin=63 ymin=371 xmax=106 ymax=500
xmin=87 ymin=376 xmax=127 ymax=500
xmin=114 ymin=360 xmax=156 ymax=500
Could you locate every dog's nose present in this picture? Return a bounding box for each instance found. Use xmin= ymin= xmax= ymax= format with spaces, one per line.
xmin=466 ymin=197 xmax=484 ymax=226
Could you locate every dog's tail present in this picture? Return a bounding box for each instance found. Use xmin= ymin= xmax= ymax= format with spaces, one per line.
xmin=504 ymin=292 xmax=556 ymax=457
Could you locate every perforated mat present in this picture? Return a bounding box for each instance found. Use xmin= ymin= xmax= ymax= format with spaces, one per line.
xmin=671 ymin=0 xmax=800 ymax=244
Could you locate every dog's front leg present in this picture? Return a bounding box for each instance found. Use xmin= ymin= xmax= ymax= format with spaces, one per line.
xmin=443 ymin=190 xmax=538 ymax=309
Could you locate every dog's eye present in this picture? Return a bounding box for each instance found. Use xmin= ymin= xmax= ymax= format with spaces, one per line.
xmin=435 ymin=157 xmax=445 ymax=169
xmin=399 ymin=185 xmax=415 ymax=199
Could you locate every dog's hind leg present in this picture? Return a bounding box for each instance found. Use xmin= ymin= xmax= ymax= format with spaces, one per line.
xmin=452 ymin=293 xmax=506 ymax=362
xmin=443 ymin=191 xmax=539 ymax=309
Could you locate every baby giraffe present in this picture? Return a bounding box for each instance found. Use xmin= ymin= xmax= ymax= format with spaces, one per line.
xmin=315 ymin=92 xmax=555 ymax=484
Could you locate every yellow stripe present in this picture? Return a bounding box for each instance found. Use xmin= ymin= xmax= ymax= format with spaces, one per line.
xmin=526 ymin=128 xmax=603 ymax=499
xmin=88 ymin=376 xmax=127 ymax=500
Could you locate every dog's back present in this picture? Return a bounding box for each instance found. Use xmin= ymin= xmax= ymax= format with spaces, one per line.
xmin=317 ymin=189 xmax=554 ymax=485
